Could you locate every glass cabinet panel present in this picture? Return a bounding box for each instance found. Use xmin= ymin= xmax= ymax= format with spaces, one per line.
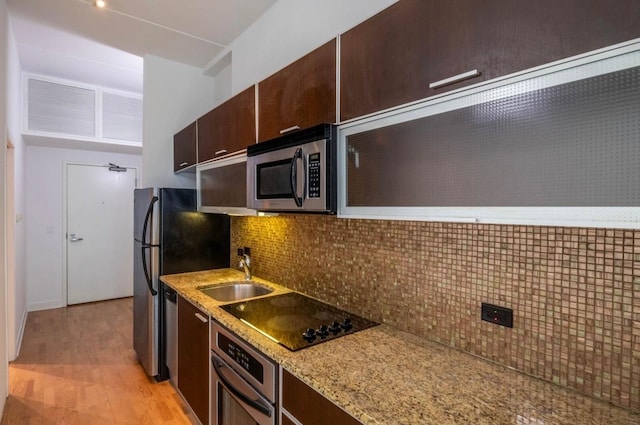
xmin=339 ymin=46 xmax=640 ymax=227
xmin=197 ymin=155 xmax=256 ymax=216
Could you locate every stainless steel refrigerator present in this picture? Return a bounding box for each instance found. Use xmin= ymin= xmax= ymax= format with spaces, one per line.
xmin=133 ymin=188 xmax=229 ymax=381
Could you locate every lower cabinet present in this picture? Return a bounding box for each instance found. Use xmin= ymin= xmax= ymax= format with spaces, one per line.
xmin=281 ymin=369 xmax=362 ymax=425
xmin=281 ymin=415 xmax=296 ymax=425
xmin=177 ymin=295 xmax=210 ymax=425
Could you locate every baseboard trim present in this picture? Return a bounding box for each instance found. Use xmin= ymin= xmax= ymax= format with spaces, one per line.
xmin=28 ymin=300 xmax=64 ymax=312
xmin=14 ymin=307 xmax=28 ymax=359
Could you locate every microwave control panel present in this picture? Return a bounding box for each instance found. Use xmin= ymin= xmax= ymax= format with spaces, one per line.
xmin=308 ymin=152 xmax=321 ymax=198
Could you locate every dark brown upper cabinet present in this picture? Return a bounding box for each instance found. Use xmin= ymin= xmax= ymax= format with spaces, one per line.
xmin=173 ymin=121 xmax=197 ymax=172
xmin=197 ymin=85 xmax=256 ymax=162
xmin=258 ymin=38 xmax=337 ymax=142
xmin=340 ymin=0 xmax=640 ymax=121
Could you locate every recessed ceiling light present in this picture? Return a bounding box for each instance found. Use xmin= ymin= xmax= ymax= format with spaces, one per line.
xmin=94 ymin=0 xmax=106 ymax=8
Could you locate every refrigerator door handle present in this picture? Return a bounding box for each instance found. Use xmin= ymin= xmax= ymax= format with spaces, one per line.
xmin=141 ymin=195 xmax=158 ymax=246
xmin=141 ymin=245 xmax=158 ymax=296
xmin=140 ymin=194 xmax=158 ymax=295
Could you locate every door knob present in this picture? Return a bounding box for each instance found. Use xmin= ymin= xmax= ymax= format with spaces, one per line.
xmin=69 ymin=234 xmax=84 ymax=242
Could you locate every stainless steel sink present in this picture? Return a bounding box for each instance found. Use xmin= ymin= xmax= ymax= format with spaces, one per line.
xmin=199 ymin=281 xmax=273 ymax=302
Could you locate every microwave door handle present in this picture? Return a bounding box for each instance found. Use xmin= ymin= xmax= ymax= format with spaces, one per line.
xmin=302 ymin=149 xmax=307 ymax=204
xmin=290 ymin=148 xmax=303 ymax=207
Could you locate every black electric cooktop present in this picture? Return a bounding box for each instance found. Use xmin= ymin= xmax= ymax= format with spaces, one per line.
xmin=220 ymin=292 xmax=378 ymax=351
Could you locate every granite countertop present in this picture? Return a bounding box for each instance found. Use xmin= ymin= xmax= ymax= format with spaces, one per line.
xmin=161 ymin=269 xmax=640 ymax=425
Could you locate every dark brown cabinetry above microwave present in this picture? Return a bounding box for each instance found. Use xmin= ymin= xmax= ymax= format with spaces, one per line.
xmin=281 ymin=369 xmax=362 ymax=425
xmin=173 ymin=121 xmax=197 ymax=173
xmin=258 ymin=38 xmax=336 ymax=142
xmin=340 ymin=0 xmax=640 ymax=121
xmin=197 ymin=85 xmax=256 ymax=162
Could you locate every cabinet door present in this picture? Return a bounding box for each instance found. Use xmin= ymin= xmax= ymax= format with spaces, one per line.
xmin=173 ymin=122 xmax=197 ymax=172
xmin=281 ymin=369 xmax=362 ymax=425
xmin=455 ymin=0 xmax=640 ymax=89
xmin=198 ymin=86 xmax=256 ymax=162
xmin=342 ymin=62 xmax=640 ymax=220
xmin=197 ymin=156 xmax=254 ymax=215
xmin=340 ymin=0 xmax=640 ymax=121
xmin=258 ymin=39 xmax=336 ymax=142
xmin=177 ymin=295 xmax=209 ymax=425
xmin=340 ymin=0 xmax=434 ymax=122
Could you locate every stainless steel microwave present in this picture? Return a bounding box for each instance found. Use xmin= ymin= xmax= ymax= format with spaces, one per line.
xmin=246 ymin=124 xmax=337 ymax=213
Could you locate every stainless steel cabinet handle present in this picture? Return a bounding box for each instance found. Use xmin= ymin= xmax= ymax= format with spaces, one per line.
xmin=69 ymin=234 xmax=83 ymax=242
xmin=214 ymin=149 xmax=228 ymax=156
xmin=429 ymin=69 xmax=480 ymax=89
xmin=280 ymin=125 xmax=300 ymax=134
xmin=194 ymin=312 xmax=208 ymax=323
xmin=179 ymin=162 xmax=189 ymax=167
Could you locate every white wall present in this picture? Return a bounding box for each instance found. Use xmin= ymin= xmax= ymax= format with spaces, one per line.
xmin=212 ymin=56 xmax=232 ymax=107
xmin=226 ymin=0 xmax=397 ymax=96
xmin=142 ymin=55 xmax=216 ymax=188
xmin=0 ymin=0 xmax=10 ymax=411
xmin=25 ymin=145 xmax=142 ymax=311
xmin=6 ymin=11 xmax=25 ymax=361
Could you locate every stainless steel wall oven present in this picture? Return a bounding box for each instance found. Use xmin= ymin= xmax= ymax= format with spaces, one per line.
xmin=210 ymin=320 xmax=277 ymax=425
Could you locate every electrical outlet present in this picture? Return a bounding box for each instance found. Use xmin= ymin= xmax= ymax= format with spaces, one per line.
xmin=243 ymin=247 xmax=251 ymax=255
xmin=237 ymin=248 xmax=244 ymax=256
xmin=481 ymin=303 xmax=513 ymax=328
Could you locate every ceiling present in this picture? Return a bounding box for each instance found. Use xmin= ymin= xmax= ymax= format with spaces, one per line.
xmin=6 ymin=0 xmax=278 ymax=93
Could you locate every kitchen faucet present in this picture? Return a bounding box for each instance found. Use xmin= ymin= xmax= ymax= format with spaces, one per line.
xmin=239 ymin=253 xmax=251 ymax=280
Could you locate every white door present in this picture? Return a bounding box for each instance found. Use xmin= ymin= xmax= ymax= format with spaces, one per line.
xmin=66 ymin=163 xmax=137 ymax=305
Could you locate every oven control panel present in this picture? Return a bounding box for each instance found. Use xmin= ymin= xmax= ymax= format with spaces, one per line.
xmin=211 ymin=320 xmax=277 ymax=404
xmin=218 ymin=332 xmax=264 ymax=384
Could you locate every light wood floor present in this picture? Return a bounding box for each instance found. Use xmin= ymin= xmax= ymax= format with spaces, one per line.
xmin=1 ymin=297 xmax=196 ymax=425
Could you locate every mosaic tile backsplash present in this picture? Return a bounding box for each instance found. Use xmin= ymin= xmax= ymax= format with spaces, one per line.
xmin=231 ymin=216 xmax=639 ymax=411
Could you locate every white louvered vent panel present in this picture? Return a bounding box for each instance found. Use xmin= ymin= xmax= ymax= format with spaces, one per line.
xmin=102 ymin=92 xmax=142 ymax=142
xmin=28 ymin=78 xmax=96 ymax=137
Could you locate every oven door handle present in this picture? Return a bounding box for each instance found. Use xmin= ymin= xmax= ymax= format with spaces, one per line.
xmin=290 ymin=148 xmax=304 ymax=207
xmin=212 ymin=355 xmax=272 ymax=417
